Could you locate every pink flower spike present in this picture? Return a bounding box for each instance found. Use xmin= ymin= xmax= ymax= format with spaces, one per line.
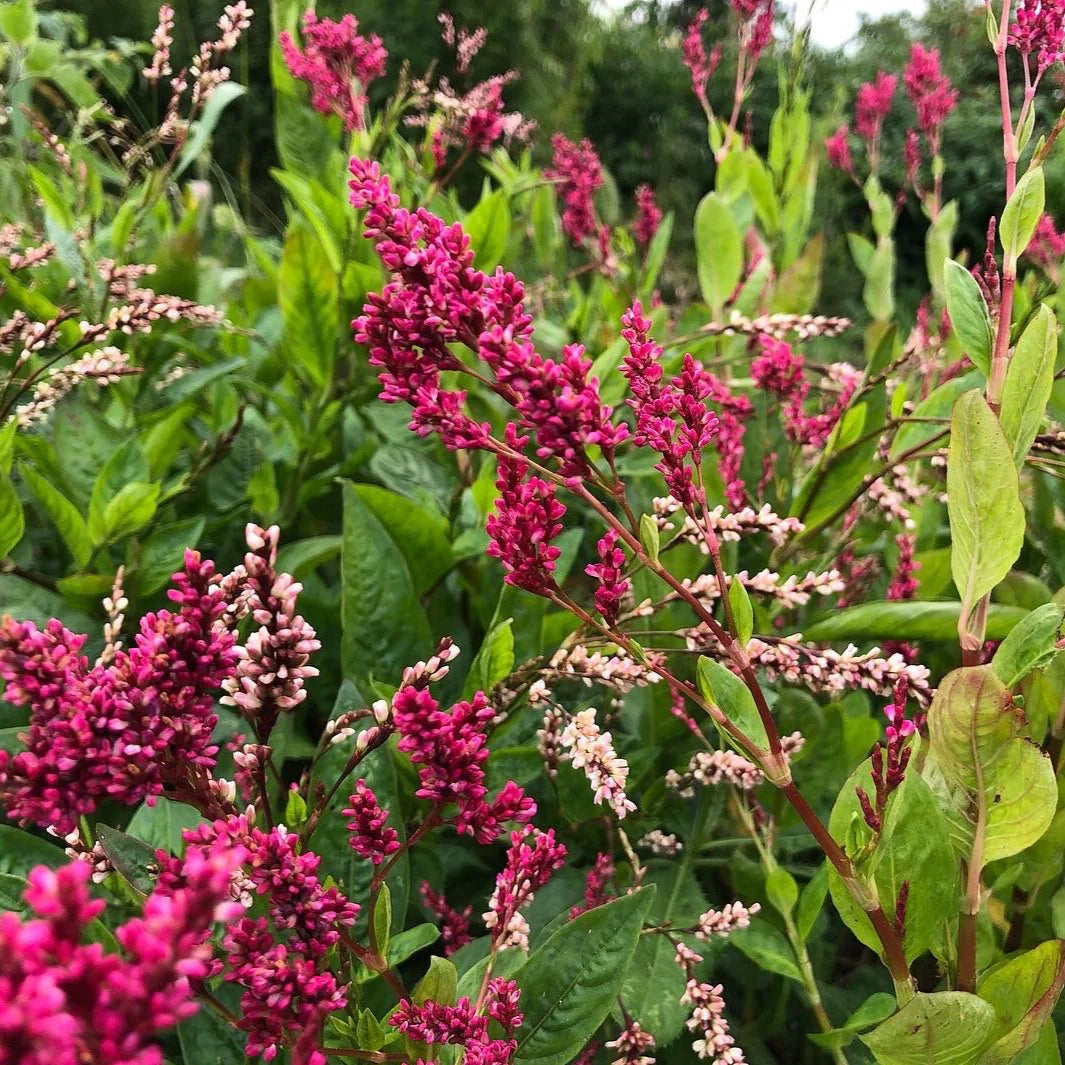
xmin=825 ymin=124 xmax=854 ymax=174
xmin=586 ymin=529 xmax=629 ymax=626
xmin=484 ymin=827 xmax=567 ymax=950
xmin=634 ymin=184 xmax=662 ymax=248
xmin=279 ymin=11 xmax=387 ymax=132
xmin=342 ymin=779 xmax=400 ymax=865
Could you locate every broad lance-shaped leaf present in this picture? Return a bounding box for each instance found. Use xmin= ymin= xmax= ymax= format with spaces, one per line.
xmin=925 ymin=666 xmax=1056 ymax=869
xmin=1000 ymin=165 xmax=1045 ymax=264
xmin=992 ymin=603 xmax=1064 ymax=688
xmin=860 ymin=991 xmax=997 ymax=1065
xmin=515 ymin=886 xmax=655 ymax=1065
xmin=620 ymin=866 xmax=708 ymax=1045
xmin=1001 ymin=304 xmax=1058 ymax=470
xmin=977 ymin=940 xmax=1065 ymax=1065
xmin=340 ymin=480 xmax=432 ymax=687
xmin=947 ymin=390 xmax=1025 ymax=622
xmin=697 ymin=655 xmax=769 ymax=750
xmin=694 ymin=192 xmax=742 ymax=316
xmin=944 ymin=259 xmax=993 ymax=376
xmin=827 ymin=757 xmax=957 ymax=962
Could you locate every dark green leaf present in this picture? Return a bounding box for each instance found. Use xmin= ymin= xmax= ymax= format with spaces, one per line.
xmin=341 ymin=481 xmax=432 ymax=686
xmin=1001 ymin=305 xmax=1057 ymax=469
xmin=515 ymin=887 xmax=655 ymax=1065
xmin=805 ymin=602 xmax=1028 ymax=642
xmin=992 ymin=603 xmax=1064 ymax=688
xmin=944 ymin=259 xmax=993 ymax=375
xmin=279 ymin=221 xmax=338 ymax=387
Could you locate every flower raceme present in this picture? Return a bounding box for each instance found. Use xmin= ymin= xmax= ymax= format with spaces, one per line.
xmin=279 ymin=11 xmax=387 ymax=132
xmin=0 ymin=845 xmax=244 ymax=1065
xmin=0 ymin=524 xmax=318 ymax=834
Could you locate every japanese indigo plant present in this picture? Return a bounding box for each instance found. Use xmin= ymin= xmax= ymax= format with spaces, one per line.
xmin=4 ymin=1 xmax=1065 ymax=1064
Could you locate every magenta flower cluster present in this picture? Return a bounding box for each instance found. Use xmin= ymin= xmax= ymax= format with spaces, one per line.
xmin=350 ymin=157 xmax=617 ymax=475
xmin=391 ymin=977 xmax=523 ymax=1065
xmin=586 ymin=530 xmax=629 ymax=626
xmin=487 ymin=431 xmax=568 ymax=596
xmin=279 ymin=11 xmax=387 ymax=131
xmin=484 ymin=826 xmax=567 ymax=950
xmin=393 ymin=682 xmax=536 ymax=843
xmin=620 ymin=302 xmax=723 ymax=510
xmin=221 ymin=524 xmax=321 ymax=740
xmin=545 ymin=133 xmax=605 ymax=247
xmin=166 ymin=814 xmax=360 ymax=1060
xmin=1010 ymin=0 xmax=1065 ymax=73
xmin=0 ymin=551 xmax=237 ymax=834
xmin=904 ymin=43 xmax=957 ymax=140
xmin=342 ymin=780 xmax=400 ymax=865
xmin=682 ymin=9 xmax=721 ymax=111
xmin=420 ymin=880 xmax=473 ymax=955
xmin=634 ymin=184 xmax=662 ymax=248
xmin=1 ymin=843 xmax=243 ymax=1065
xmin=855 ymin=71 xmax=896 ymax=142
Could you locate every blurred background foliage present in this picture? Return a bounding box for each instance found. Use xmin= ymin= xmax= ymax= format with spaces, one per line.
xmin=53 ymin=0 xmax=1065 ymax=322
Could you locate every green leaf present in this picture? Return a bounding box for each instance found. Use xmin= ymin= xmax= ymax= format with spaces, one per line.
xmin=766 ymin=867 xmax=798 ymax=916
xmin=864 ymin=237 xmax=895 ymax=321
xmin=729 ymin=580 xmax=754 ymax=646
xmin=94 ymin=482 xmax=160 ymax=545
xmin=925 ymin=666 xmax=1057 ymax=869
xmin=178 ymin=1001 xmax=246 ymax=1065
xmin=638 ymin=211 xmax=673 ymax=301
xmin=464 ymin=617 xmax=515 ymax=698
xmin=809 ymin=992 xmax=898 ymax=1051
xmin=414 ymin=955 xmax=458 ymax=1005
xmin=276 ymin=535 xmax=341 ymax=578
xmin=175 ymin=82 xmax=246 ymax=178
xmin=696 ymin=655 xmax=768 ymax=749
xmin=136 ymin=517 xmax=206 ymax=595
xmin=848 ymin=232 xmax=875 ymax=275
xmin=353 ymin=484 xmax=455 ymax=597
xmin=639 ymin=513 xmax=661 ymax=565
xmin=829 ymin=762 xmax=958 ymax=961
xmin=96 ymin=824 xmax=158 ymax=896
xmin=0 ymin=825 xmax=63 ymax=877
xmin=0 ymin=418 xmax=16 ymax=474
xmin=1000 ymin=166 xmax=1046 ymax=264
xmin=386 ymin=923 xmax=440 ymax=967
xmin=0 ymin=469 xmax=24 ymax=558
xmin=515 ymin=887 xmax=655 ymax=1065
xmin=891 ymin=371 xmax=982 ymax=459
xmin=944 ymin=260 xmax=993 ymax=376
xmin=0 ymin=0 xmax=37 ymax=44
xmin=271 ymin=168 xmax=344 ymax=273
xmin=19 ymin=463 xmax=91 ymax=568
xmin=992 ymin=604 xmax=1064 ymax=688
xmin=804 ymin=602 xmax=1028 ymax=642
xmin=341 ymin=481 xmax=432 ymax=686
xmin=694 ymin=192 xmax=743 ymax=315
xmin=728 ymin=921 xmax=803 ymax=982
xmin=126 ymin=797 xmax=202 ymax=854
xmin=1001 ymin=304 xmax=1057 ymax=469
xmin=279 ymin=221 xmax=338 ymax=388
xmin=926 ymin=201 xmax=958 ymax=306
xmin=465 ymin=189 xmax=511 ymax=273
xmin=948 ymin=391 xmax=1025 ymax=619
xmin=372 ymin=884 xmax=392 ymax=958
xmin=797 ymin=861 xmax=829 ymax=941
xmin=977 ymin=940 xmax=1065 ymax=1065
xmin=771 ymin=234 xmax=824 ymax=315
xmin=621 ymin=865 xmax=707 ymax=1046
xmin=861 ymin=992 xmax=997 ymax=1065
